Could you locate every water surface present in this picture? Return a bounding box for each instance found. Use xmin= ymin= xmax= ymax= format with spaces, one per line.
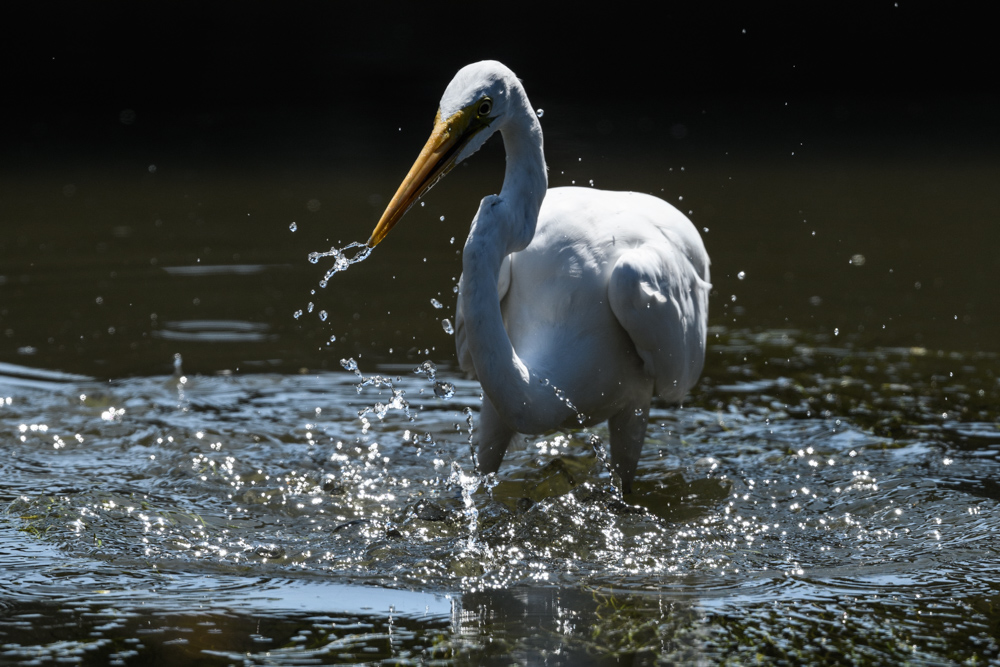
xmin=2 ymin=96 xmax=1000 ymax=664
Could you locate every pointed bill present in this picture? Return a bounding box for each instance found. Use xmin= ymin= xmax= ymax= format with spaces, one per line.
xmin=367 ymin=107 xmax=482 ymax=247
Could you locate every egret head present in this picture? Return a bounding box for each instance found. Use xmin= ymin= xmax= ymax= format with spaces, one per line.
xmin=367 ymin=61 xmax=517 ymax=247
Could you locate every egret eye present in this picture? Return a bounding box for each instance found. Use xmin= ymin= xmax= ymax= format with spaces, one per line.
xmin=477 ymin=99 xmax=492 ymax=117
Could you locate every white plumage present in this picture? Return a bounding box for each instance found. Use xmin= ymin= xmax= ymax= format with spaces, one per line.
xmin=368 ymin=61 xmax=710 ymax=492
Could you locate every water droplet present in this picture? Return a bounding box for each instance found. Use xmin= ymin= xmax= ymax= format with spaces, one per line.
xmin=319 ymin=310 xmax=328 ymax=322
xmin=834 ymin=328 xmax=840 ymax=336
xmin=340 ymin=358 xmax=358 ymax=372
xmin=430 ymin=298 xmax=443 ymax=309
xmin=535 ymin=108 xmax=544 ymax=117
xmin=434 ymin=381 xmax=455 ymax=399
xmin=414 ymin=360 xmax=437 ymax=381
xmin=439 ymin=215 xmax=445 ymax=222
xmin=307 ymin=302 xmax=314 ymax=313
xmin=329 ymin=334 xmax=337 ymax=342
xmin=441 ymin=318 xmax=454 ymax=334
xmin=850 ymin=253 xmax=866 ymax=266
xmin=738 ymin=271 xmax=746 ymax=280
xmin=289 ymin=222 xmax=297 ymax=232
xmin=308 ymin=242 xmax=373 ymax=284
xmin=293 ymin=309 xmax=303 ymax=319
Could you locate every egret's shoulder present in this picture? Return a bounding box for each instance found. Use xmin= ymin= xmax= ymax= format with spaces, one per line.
xmin=537 ymin=187 xmax=708 ymax=276
xmin=542 ymin=186 xmax=690 ymax=226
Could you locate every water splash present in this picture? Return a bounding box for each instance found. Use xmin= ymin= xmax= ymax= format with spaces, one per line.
xmin=533 ymin=377 xmax=626 ymax=492
xmin=433 ymin=381 xmax=454 ymax=399
xmin=449 ymin=460 xmax=482 ymax=550
xmin=309 ymin=234 xmax=455 ymax=450
xmin=172 ymin=352 xmax=190 ymax=411
xmin=310 ymin=242 xmax=373 ymax=288
xmin=589 ymin=433 xmax=623 ymax=496
xmin=462 ymin=406 xmax=479 ymax=472
xmin=539 ymin=377 xmax=587 ymax=425
xmin=414 ymin=360 xmax=437 ymax=382
xmin=340 ymin=357 xmax=412 ymax=422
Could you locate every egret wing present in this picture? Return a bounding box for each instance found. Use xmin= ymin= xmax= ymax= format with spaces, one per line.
xmin=608 ymin=242 xmax=710 ymax=403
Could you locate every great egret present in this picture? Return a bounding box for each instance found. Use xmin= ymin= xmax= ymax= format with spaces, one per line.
xmin=368 ymin=61 xmax=710 ymax=492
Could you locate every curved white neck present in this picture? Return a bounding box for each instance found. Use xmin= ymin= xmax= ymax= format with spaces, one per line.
xmin=461 ymin=84 xmax=572 ymax=432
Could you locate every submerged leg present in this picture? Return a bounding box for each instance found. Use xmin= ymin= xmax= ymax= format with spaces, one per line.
xmin=476 ymin=394 xmax=516 ymax=474
xmin=607 ymin=403 xmax=650 ymax=493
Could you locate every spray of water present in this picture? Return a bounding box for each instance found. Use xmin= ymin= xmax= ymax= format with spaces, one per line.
xmin=309 ymin=242 xmax=373 ymax=288
xmin=340 ymin=358 xmax=412 ymax=423
xmin=538 ymin=377 xmax=586 ymax=425
xmin=312 ymin=240 xmax=492 ymax=537
xmin=537 ymin=377 xmax=622 ymax=497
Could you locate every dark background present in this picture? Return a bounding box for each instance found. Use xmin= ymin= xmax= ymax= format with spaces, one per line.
xmin=9 ymin=2 xmax=996 ymax=165
xmin=2 ymin=2 xmax=998 ymax=377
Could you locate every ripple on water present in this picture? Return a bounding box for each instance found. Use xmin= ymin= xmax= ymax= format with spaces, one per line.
xmin=2 ymin=335 xmax=1000 ymax=662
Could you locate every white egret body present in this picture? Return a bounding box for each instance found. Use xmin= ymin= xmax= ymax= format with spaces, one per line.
xmin=368 ymin=61 xmax=710 ymax=492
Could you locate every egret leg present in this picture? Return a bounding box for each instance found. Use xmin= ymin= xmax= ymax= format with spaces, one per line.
xmin=477 ymin=394 xmax=516 ymax=474
xmin=608 ymin=403 xmax=650 ymax=493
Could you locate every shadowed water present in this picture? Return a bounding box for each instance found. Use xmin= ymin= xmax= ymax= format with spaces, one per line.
xmin=3 ymin=87 xmax=1000 ymax=663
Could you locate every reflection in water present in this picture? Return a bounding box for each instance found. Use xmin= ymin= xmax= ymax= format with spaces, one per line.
xmin=162 ymin=264 xmax=273 ymax=276
xmin=153 ymin=320 xmax=277 ymax=343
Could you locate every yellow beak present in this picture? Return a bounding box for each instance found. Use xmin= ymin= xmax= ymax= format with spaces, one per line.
xmin=367 ymin=108 xmax=481 ymax=247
